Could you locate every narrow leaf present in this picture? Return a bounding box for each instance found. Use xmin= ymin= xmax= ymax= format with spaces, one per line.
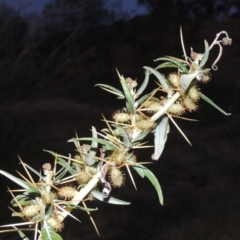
xmin=154 ymin=57 xmax=189 ymax=73
xmin=85 ymin=126 xmax=98 ymax=165
xmin=117 ymin=71 xmax=135 ymax=112
xmin=143 ymin=66 xmax=169 ymax=89
xmin=23 ymin=163 xmax=43 ymax=179
xmin=155 ymin=62 xmax=179 ymax=70
xmin=112 ymin=125 xmax=132 ymax=148
xmin=180 ymin=72 xmax=199 ymax=92
xmin=200 ymin=93 xmax=231 ymax=115
xmin=132 ymin=129 xmax=149 ymax=143
xmin=91 ymin=190 xmax=130 ymax=205
xmin=0 ymin=170 xmax=31 ymax=190
xmin=199 ymin=40 xmax=209 ymax=68
xmin=95 ymin=83 xmax=124 ymax=98
xmin=68 ymin=137 xmax=116 ymax=151
xmin=151 ymin=115 xmax=170 ymax=161
xmin=136 ymin=89 xmax=156 ymax=106
xmin=136 ymin=70 xmax=150 ymax=97
xmin=11 ymin=195 xmax=31 ymax=207
xmin=41 ymin=223 xmax=63 ymax=240
xmin=13 ymin=226 xmax=30 ymax=240
xmin=133 ymin=164 xmax=163 ymax=205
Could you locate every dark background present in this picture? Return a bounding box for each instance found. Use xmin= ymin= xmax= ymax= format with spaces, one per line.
xmin=0 ymin=0 xmax=240 ymax=239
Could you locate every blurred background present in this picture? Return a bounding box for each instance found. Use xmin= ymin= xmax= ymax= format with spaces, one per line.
xmin=0 ymin=0 xmax=239 ymax=239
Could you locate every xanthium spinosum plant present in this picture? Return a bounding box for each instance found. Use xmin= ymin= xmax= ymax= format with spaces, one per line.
xmin=0 ymin=29 xmax=232 ymax=240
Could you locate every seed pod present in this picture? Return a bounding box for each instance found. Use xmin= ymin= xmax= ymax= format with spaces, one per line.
xmin=168 ymin=73 xmax=180 ymax=88
xmin=222 ymin=37 xmax=232 ymax=45
xmin=112 ymin=111 xmax=131 ymax=123
xmin=41 ymin=191 xmax=55 ymax=205
xmin=134 ymin=113 xmax=143 ymax=121
xmin=58 ymin=186 xmax=78 ymax=200
xmin=187 ymin=85 xmax=201 ymax=102
xmin=46 ymin=213 xmax=64 ymax=232
xmin=111 ymin=148 xmax=128 ymax=166
xmin=201 ymin=73 xmax=211 ymax=83
xmin=76 ymin=171 xmax=92 ymax=184
xmin=136 ymin=118 xmax=155 ymax=131
xmin=184 ymin=96 xmax=198 ymax=112
xmin=168 ymin=102 xmax=185 ymax=116
xmin=22 ymin=204 xmax=42 ymax=220
xmin=147 ymin=101 xmax=162 ymax=112
xmin=127 ymin=153 xmax=137 ymax=163
xmin=143 ymin=99 xmax=155 ymax=107
xmin=108 ymin=167 xmax=125 ymax=188
xmin=73 ymin=154 xmax=81 ymax=161
xmin=86 ymin=166 xmax=97 ymax=175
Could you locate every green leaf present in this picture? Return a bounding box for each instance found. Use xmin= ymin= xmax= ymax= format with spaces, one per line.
xmin=91 ymin=190 xmax=131 ymax=205
xmin=155 ymin=62 xmax=179 ymax=70
xmin=68 ymin=137 xmax=116 ymax=151
xmin=112 ymin=125 xmax=132 ymax=148
xmin=151 ymin=115 xmax=170 ymax=161
xmin=43 ymin=149 xmax=60 ymax=158
xmin=54 ymin=162 xmax=71 ymax=182
xmin=11 ymin=195 xmax=32 ymax=207
xmin=133 ymin=164 xmax=163 ymax=205
xmin=0 ymin=170 xmax=31 ymax=190
xmin=85 ymin=126 xmax=98 ymax=165
xmin=118 ymin=75 xmax=135 ymax=113
xmin=41 ymin=222 xmax=63 ymax=240
xmin=199 ymin=40 xmax=209 ymax=68
xmin=23 ymin=163 xmax=43 ymax=179
xmin=143 ymin=66 xmax=169 ymax=89
xmin=154 ymin=57 xmax=189 ymax=73
xmin=136 ymin=89 xmax=157 ymax=107
xmin=200 ymin=93 xmax=231 ymax=115
xmin=136 ymin=69 xmax=150 ymax=97
xmin=180 ymin=72 xmax=199 ymax=92
xmin=57 ymin=157 xmax=76 ymax=176
xmin=95 ymin=83 xmax=124 ymax=99
xmin=43 ymin=150 xmax=76 ymax=176
xmin=12 ymin=226 xmax=30 ymax=240
xmin=132 ymin=129 xmax=149 ymax=143
xmin=63 ymin=203 xmax=98 ymax=212
xmin=24 ymin=187 xmax=41 ymax=194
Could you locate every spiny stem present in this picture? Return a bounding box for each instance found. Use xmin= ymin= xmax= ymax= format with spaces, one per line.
xmin=59 ymin=171 xmax=101 ymax=222
xmin=151 ymin=92 xmax=181 ymax=122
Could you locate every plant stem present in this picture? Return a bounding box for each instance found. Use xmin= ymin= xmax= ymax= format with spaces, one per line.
xmin=151 ymin=92 xmax=180 ymax=122
xmin=59 ymin=171 xmax=101 ymax=221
